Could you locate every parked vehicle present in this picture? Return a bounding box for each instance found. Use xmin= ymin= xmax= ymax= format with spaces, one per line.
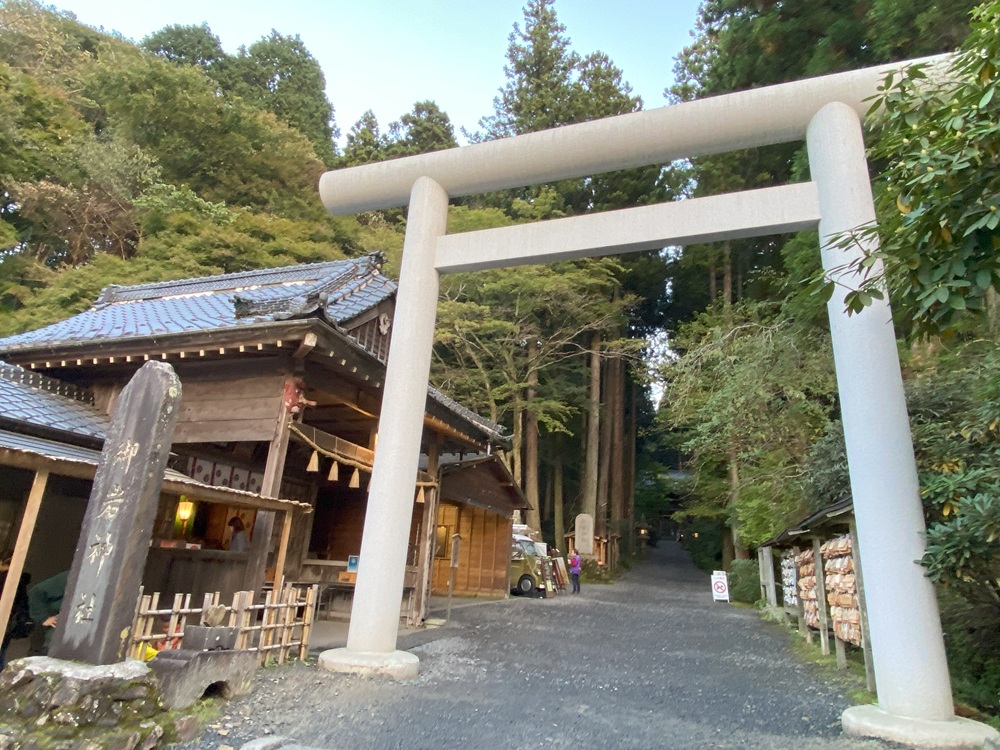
xmin=510 ymin=533 xmax=544 ymax=595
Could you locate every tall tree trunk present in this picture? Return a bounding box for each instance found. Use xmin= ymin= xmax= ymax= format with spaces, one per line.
xmin=721 ymin=242 xmax=748 ymax=560
xmin=596 ymin=359 xmax=612 ymax=540
xmin=988 ymin=287 xmax=1000 ymax=340
xmin=581 ymin=332 xmax=601 ymax=526
xmin=709 ymin=259 xmax=717 ymax=300
xmin=727 ymin=445 xmax=749 ymax=560
xmin=627 ymin=378 xmax=638 ymax=523
xmin=512 ymin=405 xmax=523 ymax=522
xmin=553 ymin=449 xmax=564 ymax=554
xmin=524 ymin=340 xmax=540 ymax=529
xmin=722 ymin=529 xmax=735 ymax=570
xmin=723 ymin=242 xmax=733 ymax=308
xmin=543 ymin=460 xmax=553 ymax=522
xmin=610 ymin=356 xmax=626 ymax=528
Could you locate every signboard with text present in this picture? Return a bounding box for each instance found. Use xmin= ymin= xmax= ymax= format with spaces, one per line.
xmin=711 ymin=570 xmax=730 ymax=602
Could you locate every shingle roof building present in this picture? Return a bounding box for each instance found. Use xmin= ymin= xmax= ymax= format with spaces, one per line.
xmin=0 ymin=254 xmax=507 ymax=446
xmin=0 ymin=255 xmax=393 ymax=354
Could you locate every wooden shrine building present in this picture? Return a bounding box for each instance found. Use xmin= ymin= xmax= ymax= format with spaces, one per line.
xmin=0 ymin=361 xmax=311 ymax=660
xmin=0 ymin=254 xmax=524 ymax=625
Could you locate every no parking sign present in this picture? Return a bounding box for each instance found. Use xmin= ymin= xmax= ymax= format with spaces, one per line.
xmin=711 ymin=570 xmax=730 ymax=602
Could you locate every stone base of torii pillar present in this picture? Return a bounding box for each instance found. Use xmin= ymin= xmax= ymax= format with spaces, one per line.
xmin=318 ymin=648 xmax=419 ymax=680
xmin=843 ymin=706 xmax=998 ymax=749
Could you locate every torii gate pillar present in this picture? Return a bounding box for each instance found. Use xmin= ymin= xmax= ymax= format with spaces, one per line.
xmin=808 ymin=103 xmax=991 ymax=748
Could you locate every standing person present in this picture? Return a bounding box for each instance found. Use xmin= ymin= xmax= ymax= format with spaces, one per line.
xmin=227 ymin=516 xmax=250 ymax=553
xmin=27 ymin=570 xmax=68 ymax=654
xmin=569 ymin=549 xmax=582 ymax=594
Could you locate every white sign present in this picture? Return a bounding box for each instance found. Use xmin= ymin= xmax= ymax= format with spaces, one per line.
xmin=711 ymin=570 xmax=730 ymax=602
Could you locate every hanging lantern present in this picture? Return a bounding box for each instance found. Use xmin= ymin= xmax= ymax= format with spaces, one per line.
xmin=328 ymin=461 xmax=339 ymax=481
xmin=306 ymin=450 xmax=319 ymax=472
xmin=177 ymin=496 xmax=195 ymax=536
xmin=349 ymin=468 xmax=360 ymax=489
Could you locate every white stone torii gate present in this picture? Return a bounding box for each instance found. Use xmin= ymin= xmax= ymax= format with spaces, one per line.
xmin=315 ymin=56 xmax=998 ymax=748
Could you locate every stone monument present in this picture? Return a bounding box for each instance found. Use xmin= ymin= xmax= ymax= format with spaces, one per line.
xmin=0 ymin=362 xmax=191 ymax=749
xmin=574 ymin=513 xmax=594 ymax=556
xmin=51 ymin=360 xmax=182 ymax=664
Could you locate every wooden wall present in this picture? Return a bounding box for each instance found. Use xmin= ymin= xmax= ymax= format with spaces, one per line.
xmin=431 ymin=501 xmax=511 ymax=596
xmin=172 ymin=371 xmax=286 ymax=444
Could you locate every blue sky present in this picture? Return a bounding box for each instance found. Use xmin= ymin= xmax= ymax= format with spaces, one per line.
xmin=51 ymin=0 xmax=702 ymax=144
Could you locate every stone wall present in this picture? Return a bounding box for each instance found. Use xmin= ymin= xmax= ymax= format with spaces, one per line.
xmin=0 ymin=657 xmax=191 ymax=750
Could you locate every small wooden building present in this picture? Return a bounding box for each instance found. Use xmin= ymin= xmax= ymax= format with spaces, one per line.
xmin=760 ymin=497 xmax=875 ymax=692
xmin=0 ymin=254 xmax=518 ymax=625
xmin=430 ymin=454 xmax=529 ymax=597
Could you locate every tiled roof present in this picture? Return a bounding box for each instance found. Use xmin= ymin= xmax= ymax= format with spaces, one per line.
xmin=0 ymin=255 xmax=394 ymax=354
xmin=0 ymin=362 xmax=107 ymax=440
xmin=427 ymin=387 xmax=506 ymax=444
xmin=0 ymin=255 xmax=508 ymax=447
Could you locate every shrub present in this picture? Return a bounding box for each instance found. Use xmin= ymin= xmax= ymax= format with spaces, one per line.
xmin=728 ymin=558 xmax=760 ymax=604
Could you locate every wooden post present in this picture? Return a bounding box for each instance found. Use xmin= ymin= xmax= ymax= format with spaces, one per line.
xmin=446 ymin=533 xmax=461 ymax=622
xmin=247 ymin=376 xmax=294 ymax=592
xmin=850 ymin=520 xmax=877 ymax=695
xmin=0 ymin=469 xmax=48 ymax=643
xmin=272 ymin=511 xmax=294 ymax=593
xmin=758 ymin=545 xmax=778 ymax=608
xmin=414 ymin=440 xmax=440 ymax=622
xmin=835 ymin=634 xmax=848 ymax=669
xmin=813 ymin=537 xmax=831 ymax=656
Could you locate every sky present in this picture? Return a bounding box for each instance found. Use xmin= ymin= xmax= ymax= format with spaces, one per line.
xmin=50 ymin=0 xmax=703 ymax=144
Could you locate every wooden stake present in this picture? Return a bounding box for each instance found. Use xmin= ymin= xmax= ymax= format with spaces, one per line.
xmin=813 ymin=537 xmax=831 ymax=656
xmin=0 ymin=469 xmax=49 ymax=643
xmin=272 ymin=511 xmax=293 ymax=593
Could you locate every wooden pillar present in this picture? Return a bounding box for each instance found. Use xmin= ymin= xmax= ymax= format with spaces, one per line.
xmin=272 ymin=510 xmax=294 ymax=592
xmin=247 ymin=377 xmax=294 ymax=592
xmin=759 ymin=546 xmax=778 ymax=608
xmin=850 ymin=520 xmax=877 ymax=695
xmin=813 ymin=537 xmax=831 ymax=656
xmin=414 ymin=441 xmax=440 ymax=622
xmin=835 ymin=632 xmax=848 ymax=669
xmin=0 ymin=469 xmax=48 ymax=642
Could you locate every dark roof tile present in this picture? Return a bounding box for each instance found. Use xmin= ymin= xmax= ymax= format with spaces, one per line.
xmin=0 ymin=255 xmax=394 ymax=354
xmin=0 ymin=362 xmax=108 ymax=440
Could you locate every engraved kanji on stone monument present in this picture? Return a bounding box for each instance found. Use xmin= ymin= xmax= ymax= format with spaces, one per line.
xmin=50 ymin=361 xmax=182 ymax=665
xmin=575 ymin=513 xmax=594 ymax=556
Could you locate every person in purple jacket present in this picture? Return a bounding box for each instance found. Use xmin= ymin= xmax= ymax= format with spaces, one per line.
xmin=569 ymin=549 xmax=581 ymax=594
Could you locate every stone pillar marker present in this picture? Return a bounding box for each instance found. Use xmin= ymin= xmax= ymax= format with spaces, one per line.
xmin=50 ymin=361 xmax=182 ymax=665
xmin=575 ymin=513 xmax=594 ymax=556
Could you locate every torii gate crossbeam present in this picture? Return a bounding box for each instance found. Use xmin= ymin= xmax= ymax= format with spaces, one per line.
xmin=315 ymin=54 xmax=997 ymax=749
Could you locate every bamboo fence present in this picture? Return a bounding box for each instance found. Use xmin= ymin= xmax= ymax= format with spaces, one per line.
xmin=130 ymin=583 xmax=317 ymax=665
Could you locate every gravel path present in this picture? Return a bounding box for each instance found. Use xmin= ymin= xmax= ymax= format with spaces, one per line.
xmin=178 ymin=541 xmax=894 ymax=750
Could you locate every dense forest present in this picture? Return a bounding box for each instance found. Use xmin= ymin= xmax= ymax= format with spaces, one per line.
xmin=1 ymin=0 xmax=999 ymax=716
